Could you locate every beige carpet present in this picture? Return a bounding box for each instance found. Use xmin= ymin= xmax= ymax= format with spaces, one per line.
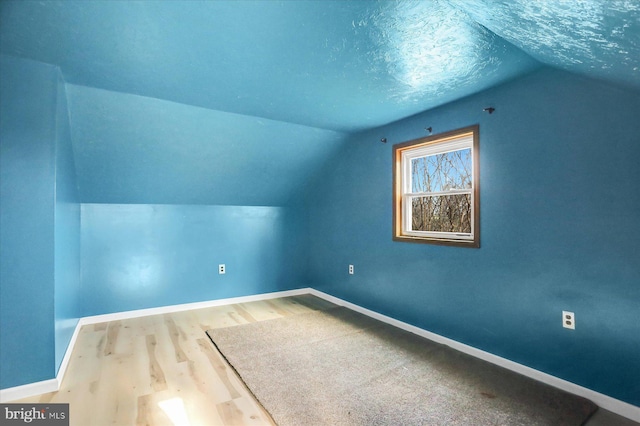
xmin=207 ymin=307 xmax=597 ymax=425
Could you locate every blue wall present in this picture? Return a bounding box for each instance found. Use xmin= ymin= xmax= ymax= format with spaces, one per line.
xmin=80 ymin=204 xmax=307 ymax=317
xmin=0 ymin=55 xmax=81 ymax=389
xmin=66 ymin=84 xmax=338 ymax=320
xmin=307 ymin=67 xmax=640 ymax=406
xmin=0 ymin=55 xmax=57 ymax=388
xmin=54 ymin=75 xmax=81 ymax=373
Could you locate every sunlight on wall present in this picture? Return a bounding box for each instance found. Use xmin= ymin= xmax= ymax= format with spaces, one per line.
xmin=110 ymin=255 xmax=163 ymax=293
xmin=158 ymin=397 xmax=191 ymax=426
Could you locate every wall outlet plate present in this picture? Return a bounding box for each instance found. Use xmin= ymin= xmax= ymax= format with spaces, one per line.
xmin=562 ymin=311 xmax=575 ymax=329
xmin=348 ymin=264 xmax=354 ymax=275
xmin=219 ymin=264 xmax=225 ymax=274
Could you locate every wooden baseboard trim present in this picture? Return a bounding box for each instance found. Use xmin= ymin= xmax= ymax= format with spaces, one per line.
xmin=308 ymin=289 xmax=640 ymax=423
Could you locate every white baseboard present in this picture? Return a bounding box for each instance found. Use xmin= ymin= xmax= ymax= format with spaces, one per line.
xmin=308 ymin=289 xmax=640 ymax=423
xmin=78 ymin=288 xmax=311 ymax=325
xmin=0 ymin=288 xmax=311 ymax=403
xmin=3 ymin=286 xmax=639 ymax=422
xmin=0 ymin=379 xmax=58 ymax=403
xmin=54 ymin=318 xmax=84 ymax=389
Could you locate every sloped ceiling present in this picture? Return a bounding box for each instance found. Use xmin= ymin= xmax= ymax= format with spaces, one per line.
xmin=458 ymin=0 xmax=640 ymax=90
xmin=1 ymin=0 xmax=638 ymax=205
xmin=2 ymin=0 xmax=638 ymax=131
xmin=64 ymin=84 xmax=346 ymax=205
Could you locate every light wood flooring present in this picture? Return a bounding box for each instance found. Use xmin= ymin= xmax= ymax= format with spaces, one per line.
xmin=11 ymin=294 xmax=637 ymax=426
xmin=13 ymin=295 xmax=336 ymax=425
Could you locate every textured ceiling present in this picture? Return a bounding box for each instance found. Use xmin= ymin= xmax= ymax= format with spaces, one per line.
xmin=2 ymin=1 xmax=638 ymax=132
xmin=2 ymin=0 xmax=638 ymax=206
xmin=457 ymin=0 xmax=640 ymax=90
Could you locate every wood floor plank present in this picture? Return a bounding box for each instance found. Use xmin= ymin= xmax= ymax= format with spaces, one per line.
xmin=146 ymin=334 xmax=168 ymax=393
xmin=237 ymin=300 xmax=284 ymax=322
xmin=162 ymin=315 xmax=189 ymax=364
xmin=262 ymin=300 xmax=291 ymax=317
xmin=136 ymin=394 xmax=154 ymax=426
xmin=230 ymin=304 xmax=258 ymax=324
xmin=103 ymin=320 xmax=121 ymax=357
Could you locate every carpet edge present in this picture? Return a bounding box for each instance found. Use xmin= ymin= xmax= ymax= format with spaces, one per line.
xmin=205 ymin=330 xmax=278 ymax=425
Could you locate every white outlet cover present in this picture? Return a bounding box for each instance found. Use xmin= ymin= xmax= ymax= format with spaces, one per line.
xmin=348 ymin=265 xmax=354 ymax=274
xmin=219 ymin=264 xmax=226 ymax=274
xmin=562 ymin=311 xmax=575 ymax=329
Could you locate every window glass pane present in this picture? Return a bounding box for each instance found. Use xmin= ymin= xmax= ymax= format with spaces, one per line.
xmin=411 ymin=194 xmax=472 ymax=233
xmin=411 ymin=148 xmax=472 ymax=193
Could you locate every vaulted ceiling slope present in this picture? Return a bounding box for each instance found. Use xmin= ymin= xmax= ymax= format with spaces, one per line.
xmin=65 ymin=84 xmax=347 ymax=205
xmin=2 ymin=0 xmax=638 ymax=132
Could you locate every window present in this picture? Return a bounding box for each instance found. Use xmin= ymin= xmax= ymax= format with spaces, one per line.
xmin=393 ymin=125 xmax=479 ymax=247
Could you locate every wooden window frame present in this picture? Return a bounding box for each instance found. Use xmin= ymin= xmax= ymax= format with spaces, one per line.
xmin=393 ymin=125 xmax=480 ymax=248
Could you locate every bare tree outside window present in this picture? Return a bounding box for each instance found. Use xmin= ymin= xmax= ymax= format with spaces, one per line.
xmin=393 ymin=125 xmax=479 ymax=247
xmin=410 ymin=149 xmax=472 ymax=233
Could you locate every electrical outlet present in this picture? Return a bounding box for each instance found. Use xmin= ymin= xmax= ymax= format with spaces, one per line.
xmin=562 ymin=311 xmax=575 ymax=329
xmin=218 ymin=264 xmax=226 ymax=275
xmin=348 ymin=264 xmax=354 ymax=275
